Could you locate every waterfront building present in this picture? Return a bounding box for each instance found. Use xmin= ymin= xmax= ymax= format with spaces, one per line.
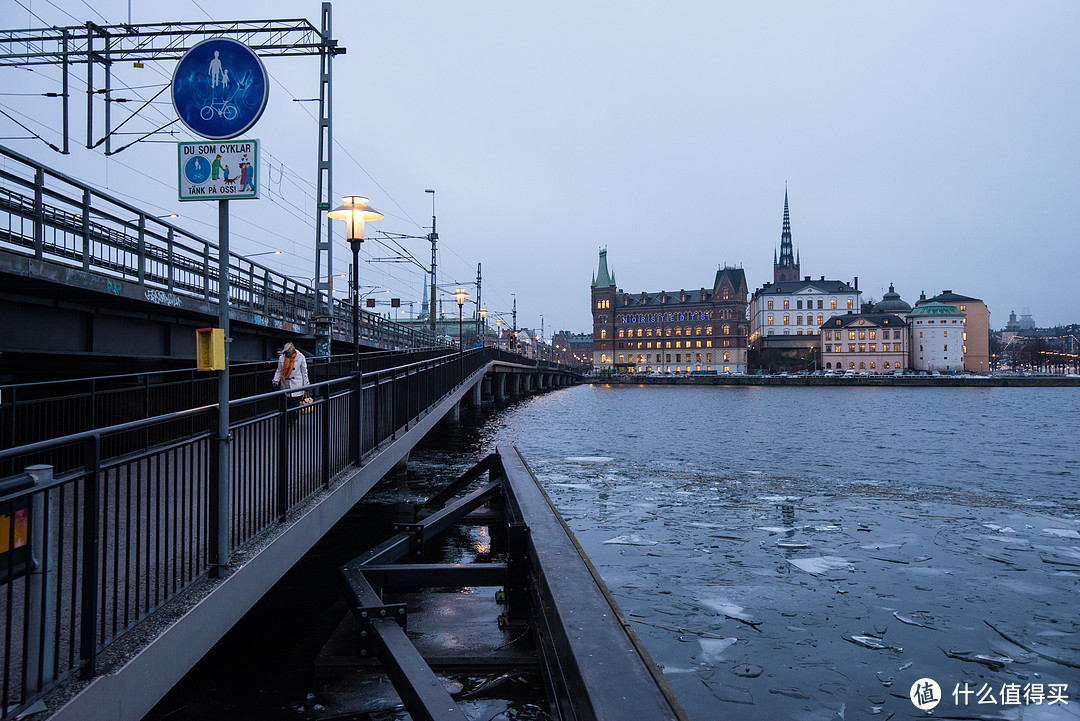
xmin=590 ymin=249 xmax=748 ymax=374
xmin=914 ymin=290 xmax=990 ymax=373
xmin=748 ymin=191 xmax=861 ymax=371
xmin=553 ymin=330 xmax=593 ymax=370
xmin=908 ymin=301 xmax=966 ymax=373
xmin=821 ymin=312 xmax=909 ymax=372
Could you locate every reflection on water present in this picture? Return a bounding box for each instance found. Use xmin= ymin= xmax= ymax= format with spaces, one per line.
xmin=416 ymin=385 xmax=1080 ymax=721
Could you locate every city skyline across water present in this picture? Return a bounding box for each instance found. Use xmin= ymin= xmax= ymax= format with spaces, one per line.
xmin=1 ymin=1 xmax=1078 ymax=333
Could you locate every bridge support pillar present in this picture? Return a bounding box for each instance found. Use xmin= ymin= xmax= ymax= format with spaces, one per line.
xmin=471 ymin=379 xmax=483 ymax=408
xmin=390 ymin=452 xmax=409 ymax=480
xmin=445 ymin=400 xmax=461 ymax=426
xmin=494 ymin=373 xmax=506 ymax=401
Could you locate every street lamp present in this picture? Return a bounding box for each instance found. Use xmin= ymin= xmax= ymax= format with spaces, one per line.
xmin=454 ymin=288 xmax=469 ymax=379
xmin=454 ymin=288 xmax=469 ymax=348
xmin=244 ymin=250 xmax=281 ymax=259
xmin=496 ymin=318 xmax=502 ymax=350
xmin=328 ymin=195 xmax=383 ymax=371
xmin=479 ymin=307 xmax=487 ymax=347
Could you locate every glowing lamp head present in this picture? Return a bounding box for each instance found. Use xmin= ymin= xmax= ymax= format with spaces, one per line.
xmin=454 ymin=288 xmax=469 ymax=307
xmin=328 ymin=195 xmax=383 ymax=241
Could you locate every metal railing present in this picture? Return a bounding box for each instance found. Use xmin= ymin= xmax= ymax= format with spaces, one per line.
xmin=0 ymin=347 xmax=512 ymax=718
xmin=0 ymin=349 xmax=456 ymax=467
xmin=0 ymin=143 xmax=447 ymax=352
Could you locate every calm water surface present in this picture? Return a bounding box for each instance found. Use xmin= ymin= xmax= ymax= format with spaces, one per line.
xmin=411 ymin=384 xmax=1080 ymax=721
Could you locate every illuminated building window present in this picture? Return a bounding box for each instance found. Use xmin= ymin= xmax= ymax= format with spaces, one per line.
xmin=831 ymin=298 xmax=838 ymax=309
xmin=847 ymin=299 xmax=854 ymax=309
xmin=600 ymin=329 xmax=606 ymax=339
xmin=869 ymin=331 xmax=876 ymax=340
xmin=848 ymin=331 xmax=856 ymax=340
xmin=784 ymin=300 xmax=790 ymax=310
xmin=767 ymin=315 xmax=774 ymax=325
xmin=767 ymin=300 xmax=774 ymax=310
xmin=784 ymin=315 xmax=790 ymax=325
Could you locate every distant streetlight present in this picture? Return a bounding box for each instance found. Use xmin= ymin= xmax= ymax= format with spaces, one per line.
xmin=328 ymin=195 xmax=383 ymax=371
xmin=455 ymin=288 xmax=469 ymax=376
xmin=479 ymin=307 xmax=487 ymax=347
xmin=244 ymin=250 xmax=281 ymax=259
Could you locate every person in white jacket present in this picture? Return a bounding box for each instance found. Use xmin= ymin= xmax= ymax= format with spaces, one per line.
xmin=272 ymin=342 xmax=309 ymax=425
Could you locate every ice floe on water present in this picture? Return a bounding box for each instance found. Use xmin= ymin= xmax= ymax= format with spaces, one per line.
xmin=698 ymin=637 xmax=738 ymax=662
xmin=787 ymin=555 xmax=853 ymax=576
xmin=1042 ymin=527 xmax=1080 ymax=539
xmin=603 ymin=534 xmax=658 ymax=546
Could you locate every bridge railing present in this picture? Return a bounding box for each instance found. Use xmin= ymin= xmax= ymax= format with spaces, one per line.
xmin=0 ymin=347 xmax=509 ymax=717
xmin=0 ymin=349 xmax=457 ymax=474
xmin=0 ymin=143 xmax=448 ymax=351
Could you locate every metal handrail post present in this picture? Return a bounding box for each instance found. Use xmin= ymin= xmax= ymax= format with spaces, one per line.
xmin=350 ymin=371 xmax=362 ymax=466
xmin=78 ymin=434 xmax=100 ymax=680
xmin=320 ymin=383 xmax=330 ymax=487
xmin=276 ymin=393 xmax=288 ymax=521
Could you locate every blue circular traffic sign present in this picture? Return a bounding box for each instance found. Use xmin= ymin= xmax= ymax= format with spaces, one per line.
xmin=172 ymin=37 xmax=268 ymax=140
xmin=183 ymin=155 xmax=212 ymax=185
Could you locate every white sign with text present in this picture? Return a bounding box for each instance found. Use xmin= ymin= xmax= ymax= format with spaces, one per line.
xmin=178 ymin=139 xmax=259 ymax=201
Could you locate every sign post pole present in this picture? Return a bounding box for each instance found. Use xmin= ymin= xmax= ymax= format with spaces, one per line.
xmin=211 ymin=198 xmax=231 ymax=575
xmin=173 ymin=36 xmax=269 ymax=576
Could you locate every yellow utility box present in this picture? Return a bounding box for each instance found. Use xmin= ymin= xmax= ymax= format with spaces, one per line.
xmin=196 ymin=328 xmax=225 ymax=371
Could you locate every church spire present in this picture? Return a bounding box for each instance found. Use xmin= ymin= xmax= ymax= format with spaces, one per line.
xmin=773 ymin=187 xmax=800 ymax=283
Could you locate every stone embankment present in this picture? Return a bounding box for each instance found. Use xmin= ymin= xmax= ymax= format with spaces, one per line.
xmin=583 ymin=374 xmax=1080 ymax=387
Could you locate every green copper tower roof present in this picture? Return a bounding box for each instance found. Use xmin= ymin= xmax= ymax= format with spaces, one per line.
xmin=592 ymin=248 xmax=615 ymax=288
xmin=908 ymin=301 xmax=963 ymax=317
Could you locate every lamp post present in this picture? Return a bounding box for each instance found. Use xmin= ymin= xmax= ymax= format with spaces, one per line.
xmin=328 ymin=196 xmax=383 ymax=372
xmin=454 ymin=288 xmax=469 ymax=378
xmin=479 ymin=307 xmax=487 ymax=347
xmin=496 ymin=318 xmax=502 ymax=350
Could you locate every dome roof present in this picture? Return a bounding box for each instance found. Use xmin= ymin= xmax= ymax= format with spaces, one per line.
xmin=908 ymin=301 xmax=964 ymax=317
xmin=872 ymin=283 xmax=911 ymax=314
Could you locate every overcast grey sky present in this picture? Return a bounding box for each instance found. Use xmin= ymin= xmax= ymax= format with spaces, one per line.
xmin=3 ymin=1 xmax=1078 ymax=333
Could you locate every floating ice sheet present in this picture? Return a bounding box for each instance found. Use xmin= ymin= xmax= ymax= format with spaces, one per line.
xmin=1043 ymin=528 xmax=1080 ymax=539
xmin=603 ymin=534 xmax=658 ymax=546
xmin=787 ymin=556 xmax=852 ymax=576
